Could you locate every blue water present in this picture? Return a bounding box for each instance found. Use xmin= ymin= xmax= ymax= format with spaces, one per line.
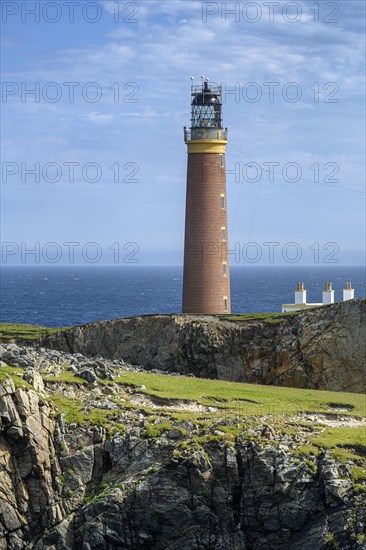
xmin=0 ymin=266 xmax=364 ymax=327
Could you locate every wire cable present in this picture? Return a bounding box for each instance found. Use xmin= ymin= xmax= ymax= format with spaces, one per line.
xmin=230 ymin=144 xmax=365 ymax=194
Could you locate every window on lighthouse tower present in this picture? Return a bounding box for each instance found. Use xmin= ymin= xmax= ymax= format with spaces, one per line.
xmin=221 ymin=227 xmax=226 ymax=241
xmin=220 ymin=194 xmax=225 ymax=209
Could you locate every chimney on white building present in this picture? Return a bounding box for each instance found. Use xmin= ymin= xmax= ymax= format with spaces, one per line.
xmin=323 ymin=282 xmax=334 ymax=305
xmin=343 ymin=281 xmax=355 ymax=301
xmin=295 ymin=281 xmax=306 ymax=304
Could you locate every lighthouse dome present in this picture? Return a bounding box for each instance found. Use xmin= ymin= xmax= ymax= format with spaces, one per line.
xmin=193 ymin=92 xmax=219 ymax=106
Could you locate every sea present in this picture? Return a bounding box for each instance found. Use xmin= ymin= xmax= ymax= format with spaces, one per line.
xmin=0 ymin=266 xmax=365 ymax=328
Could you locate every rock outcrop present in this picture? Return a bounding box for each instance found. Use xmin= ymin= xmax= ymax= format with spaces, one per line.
xmin=0 ymin=373 xmax=365 ymax=550
xmin=37 ymin=441 xmax=365 ymax=550
xmin=41 ymin=299 xmax=366 ymax=393
xmin=1 ymin=300 xmax=365 ymax=548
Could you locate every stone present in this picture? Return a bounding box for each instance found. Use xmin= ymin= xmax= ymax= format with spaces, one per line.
xmin=167 ymin=429 xmax=182 ymax=440
xmin=101 ymin=385 xmax=117 ymax=396
xmin=68 ymin=365 xmax=78 ymax=374
xmin=78 ymin=369 xmax=97 ymax=383
xmin=91 ymin=398 xmax=118 ymax=410
xmin=23 ymin=369 xmax=45 ymax=394
xmin=6 ymin=425 xmax=24 ymax=440
xmin=1 ymin=351 xmax=17 ymax=365
xmin=261 ymin=424 xmax=278 ymax=440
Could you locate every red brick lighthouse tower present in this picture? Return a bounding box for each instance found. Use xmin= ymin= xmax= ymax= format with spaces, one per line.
xmin=182 ymin=77 xmax=231 ymax=314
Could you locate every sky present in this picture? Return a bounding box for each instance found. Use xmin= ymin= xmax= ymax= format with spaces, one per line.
xmin=1 ymin=0 xmax=365 ymax=267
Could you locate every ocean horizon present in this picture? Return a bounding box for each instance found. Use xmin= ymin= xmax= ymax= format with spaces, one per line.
xmin=0 ymin=265 xmax=364 ymax=328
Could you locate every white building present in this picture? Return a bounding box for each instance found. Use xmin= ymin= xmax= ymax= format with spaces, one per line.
xmin=281 ymin=281 xmax=355 ymax=313
xmin=322 ymin=282 xmax=335 ymax=305
xmin=343 ymin=281 xmax=355 ymax=301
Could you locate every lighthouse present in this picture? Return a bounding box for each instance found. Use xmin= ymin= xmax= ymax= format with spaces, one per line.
xmin=182 ymin=77 xmax=231 ymax=314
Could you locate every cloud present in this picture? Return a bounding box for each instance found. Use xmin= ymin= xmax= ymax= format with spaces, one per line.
xmin=82 ymin=112 xmax=114 ymax=125
xmin=1 ymin=0 xmax=365 ymax=258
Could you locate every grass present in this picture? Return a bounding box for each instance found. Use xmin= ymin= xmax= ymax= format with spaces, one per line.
xmin=0 ymin=365 xmax=32 ymax=389
xmin=352 ymin=465 xmax=366 ymax=483
xmin=308 ymin=426 xmax=366 ymax=462
xmin=143 ymin=421 xmax=172 ymax=438
xmin=114 ymin=371 xmax=366 ymax=418
xmin=0 ymin=322 xmax=65 ymax=341
xmin=49 ymin=394 xmax=122 ymax=426
xmin=110 ymin=371 xmax=365 ymax=463
xmin=220 ymin=311 xmax=301 ymax=323
xmin=0 ymin=364 xmax=87 ymax=389
xmin=42 ymin=371 xmax=88 ymax=385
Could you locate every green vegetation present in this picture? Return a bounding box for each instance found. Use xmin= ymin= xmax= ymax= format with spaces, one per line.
xmin=113 ymin=371 xmax=366 ymax=418
xmin=215 ymin=424 xmax=240 ymax=438
xmin=0 ymin=365 xmax=32 ymax=389
xmin=143 ymin=421 xmax=172 ymax=438
xmin=353 ymin=484 xmax=366 ymax=495
xmin=42 ymin=371 xmax=87 ymax=385
xmin=220 ymin=311 xmax=301 ymax=323
xmin=41 ymin=367 xmax=365 ymax=464
xmin=352 ymin=465 xmax=366 ymax=483
xmin=294 ymin=443 xmax=320 ymax=457
xmin=0 ymin=322 xmax=65 ymax=341
xmin=304 ymin=458 xmax=317 ymax=475
xmin=50 ymin=394 xmax=118 ymax=426
xmin=326 ymin=532 xmax=340 ymax=549
xmin=83 ymin=481 xmax=112 ymax=504
xmin=309 ymin=427 xmax=366 ymax=462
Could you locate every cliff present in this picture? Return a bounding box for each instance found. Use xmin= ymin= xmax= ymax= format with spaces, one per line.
xmin=0 ymin=342 xmax=365 ymax=549
xmin=1 ymin=300 xmax=365 ymax=548
xmin=41 ymin=299 xmax=366 ymax=393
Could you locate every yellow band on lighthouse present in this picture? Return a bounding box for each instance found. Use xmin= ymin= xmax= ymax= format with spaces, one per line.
xmin=186 ymin=139 xmax=228 ymax=154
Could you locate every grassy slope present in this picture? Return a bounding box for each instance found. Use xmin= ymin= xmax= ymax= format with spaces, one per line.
xmin=0 ymin=322 xmax=63 ymax=341
xmin=115 ymin=371 xmax=366 ymax=462
xmin=0 ymin=365 xmax=32 ymax=388
xmin=1 ymin=363 xmax=366 ymax=480
xmin=4 ymin=365 xmax=360 ymax=466
xmin=1 ymin=320 xmax=365 ymax=478
xmin=114 ymin=370 xmax=366 ymax=416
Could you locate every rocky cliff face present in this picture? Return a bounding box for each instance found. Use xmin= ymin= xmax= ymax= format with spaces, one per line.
xmin=1 ymin=300 xmax=365 ymax=549
xmin=42 ymin=299 xmax=366 ymax=393
xmin=1 ymin=370 xmax=365 ymax=550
